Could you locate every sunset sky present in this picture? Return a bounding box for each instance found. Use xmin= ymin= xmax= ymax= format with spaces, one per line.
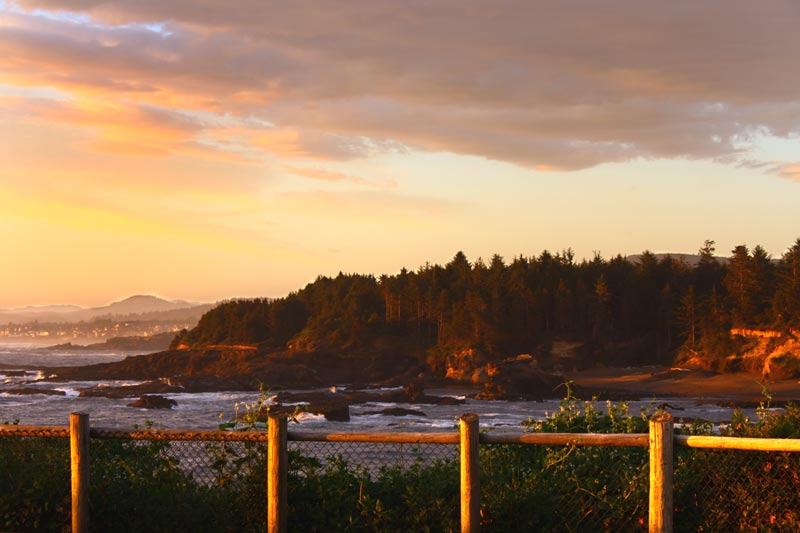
xmin=1 ymin=1 xmax=799 ymax=308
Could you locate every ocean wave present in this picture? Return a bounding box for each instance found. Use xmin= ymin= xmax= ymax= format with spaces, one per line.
xmin=295 ymin=412 xmax=326 ymax=424
xmin=52 ymin=387 xmax=80 ymax=397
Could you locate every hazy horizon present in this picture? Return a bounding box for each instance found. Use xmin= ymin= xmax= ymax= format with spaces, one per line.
xmin=2 ymin=1 xmax=799 ymax=308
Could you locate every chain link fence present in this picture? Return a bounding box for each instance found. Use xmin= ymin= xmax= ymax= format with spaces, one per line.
xmin=479 ymin=443 xmax=649 ymax=532
xmin=3 ymin=422 xmax=800 ymax=532
xmin=0 ymin=433 xmax=71 ymax=531
xmin=285 ymin=439 xmax=461 ymax=531
xmin=674 ymin=447 xmax=800 ymax=532
xmin=288 ymin=440 xmax=457 ymax=476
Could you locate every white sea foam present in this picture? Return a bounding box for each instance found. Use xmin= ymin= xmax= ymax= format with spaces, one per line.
xmin=357 ymin=386 xmax=403 ymax=393
xmin=356 ymin=402 xmax=400 ymax=409
xmin=53 ymin=388 xmax=80 ymax=397
xmin=295 ymin=412 xmax=326 ymax=423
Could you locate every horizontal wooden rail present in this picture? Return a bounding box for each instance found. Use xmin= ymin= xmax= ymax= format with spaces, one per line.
xmin=7 ymin=423 xmax=800 ymax=453
xmin=481 ymin=432 xmax=648 ymax=447
xmin=287 ymin=430 xmax=459 ymax=444
xmin=675 ymin=434 xmax=800 ymax=452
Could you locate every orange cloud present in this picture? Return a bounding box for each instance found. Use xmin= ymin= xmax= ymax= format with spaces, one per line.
xmin=777 ymin=163 xmax=800 ymax=182
xmin=3 ymin=2 xmax=800 ymax=171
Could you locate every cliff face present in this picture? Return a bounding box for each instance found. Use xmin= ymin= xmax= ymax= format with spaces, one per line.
xmin=683 ymin=330 xmax=800 ymax=379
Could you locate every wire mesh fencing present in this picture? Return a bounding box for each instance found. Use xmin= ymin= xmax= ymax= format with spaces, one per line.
xmin=87 ymin=435 xmax=269 ymax=532
xmin=0 ymin=433 xmax=71 ymax=532
xmin=674 ymin=447 xmax=800 ymax=532
xmin=287 ymin=439 xmax=458 ymax=476
xmin=286 ymin=439 xmax=461 ymax=532
xmin=479 ymin=443 xmax=649 ymax=532
xmin=5 ymin=419 xmax=800 ymax=532
xmin=0 ymin=426 xmax=271 ymax=533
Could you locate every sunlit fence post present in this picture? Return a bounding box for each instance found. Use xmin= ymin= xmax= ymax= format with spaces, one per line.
xmin=70 ymin=412 xmax=90 ymax=533
xmin=649 ymin=413 xmax=674 ymax=533
xmin=460 ymin=413 xmax=480 ymax=533
xmin=268 ymin=414 xmax=288 ymax=533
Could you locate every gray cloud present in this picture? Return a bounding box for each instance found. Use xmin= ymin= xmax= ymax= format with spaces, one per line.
xmin=6 ymin=1 xmax=800 ymax=170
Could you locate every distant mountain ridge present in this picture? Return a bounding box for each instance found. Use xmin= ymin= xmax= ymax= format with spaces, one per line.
xmin=626 ymin=253 xmax=729 ymax=266
xmin=0 ymin=295 xmax=211 ymax=324
xmin=86 ymin=295 xmax=202 ymax=316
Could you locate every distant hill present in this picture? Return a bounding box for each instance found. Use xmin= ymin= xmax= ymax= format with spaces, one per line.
xmin=7 ymin=304 xmax=84 ymax=315
xmin=0 ymin=295 xmax=212 ymax=324
xmin=625 ymin=253 xmax=729 ymax=266
xmin=83 ymin=295 xmax=203 ymax=318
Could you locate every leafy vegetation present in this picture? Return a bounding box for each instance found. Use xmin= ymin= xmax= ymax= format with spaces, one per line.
xmin=173 ymin=238 xmax=800 ymax=371
xmin=4 ymin=392 xmax=800 ymax=531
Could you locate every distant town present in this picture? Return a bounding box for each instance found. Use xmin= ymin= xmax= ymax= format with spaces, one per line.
xmin=0 ymin=319 xmax=189 ymax=342
xmin=0 ymin=295 xmax=211 ymax=344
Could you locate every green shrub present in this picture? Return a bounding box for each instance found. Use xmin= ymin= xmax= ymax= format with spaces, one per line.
xmin=4 ymin=390 xmax=800 ymax=532
xmin=0 ymin=434 xmax=70 ymax=532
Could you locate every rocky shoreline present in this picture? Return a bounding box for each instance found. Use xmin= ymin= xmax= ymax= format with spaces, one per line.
xmin=6 ymin=342 xmax=800 ymax=422
xmin=2 ymin=343 xmax=566 ymax=421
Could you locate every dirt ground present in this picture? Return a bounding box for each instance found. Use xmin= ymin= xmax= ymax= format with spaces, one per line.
xmin=565 ymin=366 xmax=800 ymax=403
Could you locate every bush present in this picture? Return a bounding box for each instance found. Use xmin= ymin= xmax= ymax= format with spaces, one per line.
xmin=0 ymin=434 xmax=70 ymax=532
xmin=4 ymin=389 xmax=800 ymax=531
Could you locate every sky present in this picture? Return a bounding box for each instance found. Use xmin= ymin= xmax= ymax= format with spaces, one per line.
xmin=1 ymin=1 xmax=799 ymax=308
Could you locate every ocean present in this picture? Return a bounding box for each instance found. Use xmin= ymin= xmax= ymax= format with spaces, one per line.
xmin=0 ymin=343 xmax=759 ymax=432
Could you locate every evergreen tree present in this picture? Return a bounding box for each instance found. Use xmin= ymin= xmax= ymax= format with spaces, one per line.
xmin=724 ymin=245 xmax=758 ymax=327
xmin=775 ymin=238 xmax=800 ymax=327
xmin=676 ymin=285 xmax=699 ymax=352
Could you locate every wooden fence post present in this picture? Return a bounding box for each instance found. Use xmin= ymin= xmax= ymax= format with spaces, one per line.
xmin=460 ymin=413 xmax=480 ymax=533
xmin=267 ymin=414 xmax=288 ymax=533
xmin=70 ymin=412 xmax=89 ymax=533
xmin=649 ymin=413 xmax=674 ymax=533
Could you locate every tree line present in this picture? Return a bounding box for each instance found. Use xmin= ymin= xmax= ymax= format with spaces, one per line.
xmin=172 ymin=238 xmax=800 ymax=370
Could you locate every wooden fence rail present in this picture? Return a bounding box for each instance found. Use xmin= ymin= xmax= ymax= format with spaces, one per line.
xmin=4 ymin=413 xmax=800 ymax=533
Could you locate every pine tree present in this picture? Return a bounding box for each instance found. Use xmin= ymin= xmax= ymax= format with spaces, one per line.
xmin=724 ymin=245 xmax=757 ymax=327
xmin=775 ymin=238 xmax=800 ymax=327
xmin=676 ymin=285 xmax=699 ymax=352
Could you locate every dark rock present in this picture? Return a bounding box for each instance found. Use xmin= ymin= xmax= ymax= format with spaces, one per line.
xmin=0 ymin=370 xmax=30 ymax=377
xmin=655 ymin=402 xmax=684 ymax=411
xmin=272 ymin=385 xmax=465 ymax=421
xmin=436 ymin=396 xmax=467 ymax=405
xmin=127 ymin=395 xmax=177 ymax=409
xmin=313 ymin=399 xmax=350 ymax=422
xmin=471 ymin=363 xmax=565 ymax=401
xmin=79 ymin=380 xmax=183 ymax=398
xmin=251 ymin=398 xmax=351 ymax=422
xmin=404 ymin=382 xmax=425 ymax=402
xmin=474 ymin=381 xmax=512 ymax=400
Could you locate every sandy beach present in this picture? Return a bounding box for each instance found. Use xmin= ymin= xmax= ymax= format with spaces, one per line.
xmin=567 ymin=366 xmax=800 ymax=404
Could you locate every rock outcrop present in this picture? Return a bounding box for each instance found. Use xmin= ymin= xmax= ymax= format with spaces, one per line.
xmin=681 ymin=331 xmax=800 ymax=380
xmin=127 ymin=395 xmax=177 ymax=409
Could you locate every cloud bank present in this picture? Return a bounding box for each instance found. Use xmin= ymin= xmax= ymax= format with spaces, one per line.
xmin=2 ymin=0 xmax=799 ymax=171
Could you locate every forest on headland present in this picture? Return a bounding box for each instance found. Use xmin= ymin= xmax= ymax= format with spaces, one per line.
xmin=172 ymin=239 xmax=800 ymax=376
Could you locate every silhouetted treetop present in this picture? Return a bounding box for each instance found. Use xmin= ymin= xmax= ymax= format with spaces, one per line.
xmin=174 ymin=239 xmax=800 ymax=370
